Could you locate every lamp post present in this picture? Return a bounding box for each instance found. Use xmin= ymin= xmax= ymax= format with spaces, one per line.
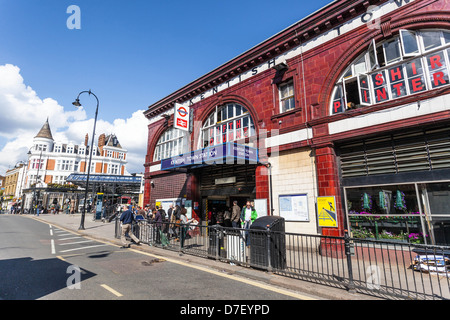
xmin=27 ymin=147 xmax=43 ymax=215
xmin=73 ymin=89 xmax=99 ymax=230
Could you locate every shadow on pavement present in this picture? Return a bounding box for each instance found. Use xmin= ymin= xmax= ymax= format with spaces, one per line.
xmin=0 ymin=257 xmax=96 ymax=300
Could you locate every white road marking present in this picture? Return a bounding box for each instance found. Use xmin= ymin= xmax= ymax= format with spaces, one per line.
xmin=59 ymin=236 xmax=82 ymax=240
xmin=59 ymin=244 xmax=108 ymax=253
xmin=100 ymin=284 xmax=123 ymax=297
xmin=51 ymin=239 xmax=55 ymax=254
xmin=59 ymin=240 xmax=93 ymax=246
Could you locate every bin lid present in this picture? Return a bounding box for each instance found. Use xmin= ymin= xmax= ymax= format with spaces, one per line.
xmin=250 ymin=216 xmax=285 ymax=230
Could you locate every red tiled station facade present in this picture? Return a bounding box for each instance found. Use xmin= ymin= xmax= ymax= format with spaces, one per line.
xmin=143 ymin=0 xmax=450 ymax=236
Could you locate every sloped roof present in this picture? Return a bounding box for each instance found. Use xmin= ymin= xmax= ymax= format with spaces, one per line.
xmin=34 ymin=118 xmax=54 ymax=140
xmin=105 ymin=134 xmax=122 ymax=148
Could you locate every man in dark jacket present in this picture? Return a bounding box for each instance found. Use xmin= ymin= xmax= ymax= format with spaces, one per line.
xmin=119 ymin=205 xmax=141 ymax=248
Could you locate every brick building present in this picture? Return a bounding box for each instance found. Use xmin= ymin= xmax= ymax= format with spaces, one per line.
xmin=143 ymin=0 xmax=450 ymax=245
xmin=24 ymin=119 xmax=128 ymax=211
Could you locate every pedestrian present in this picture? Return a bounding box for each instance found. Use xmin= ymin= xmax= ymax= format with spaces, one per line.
xmin=240 ymin=201 xmax=257 ymax=247
xmin=119 ymin=205 xmax=141 ymax=248
xmin=211 ymin=207 xmax=218 ymax=225
xmin=180 ymin=209 xmax=194 ymax=248
xmin=167 ymin=204 xmax=173 ymax=222
xmin=137 ymin=206 xmax=146 ymax=217
xmin=173 ymin=204 xmax=181 ymax=220
xmin=154 ymin=206 xmax=163 ymax=243
xmin=231 ymin=201 xmax=241 ymax=228
xmin=217 ymin=208 xmax=224 ymax=226
xmin=224 ymin=207 xmax=232 ymax=228
xmin=70 ymin=200 xmax=75 ymax=215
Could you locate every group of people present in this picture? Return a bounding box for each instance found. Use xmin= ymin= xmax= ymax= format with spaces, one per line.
xmin=119 ymin=200 xmax=258 ymax=248
xmin=209 ymin=201 xmax=257 ymax=228
xmin=119 ymin=203 xmax=195 ymax=248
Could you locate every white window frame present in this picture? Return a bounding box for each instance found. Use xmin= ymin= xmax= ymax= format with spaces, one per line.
xmin=278 ymin=80 xmax=295 ymax=113
xmin=199 ymin=103 xmax=254 ymax=149
xmin=153 ymin=127 xmax=188 ymax=162
xmin=400 ymin=29 xmax=420 ymax=58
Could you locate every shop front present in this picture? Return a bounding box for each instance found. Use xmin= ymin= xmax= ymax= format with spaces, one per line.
xmin=338 ymin=126 xmax=450 ymax=245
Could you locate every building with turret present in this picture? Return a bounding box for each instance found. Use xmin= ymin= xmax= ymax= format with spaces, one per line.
xmin=23 ymin=119 xmax=128 ymax=211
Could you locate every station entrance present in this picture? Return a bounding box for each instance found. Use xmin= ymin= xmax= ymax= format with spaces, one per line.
xmin=192 ymin=163 xmax=257 ymax=222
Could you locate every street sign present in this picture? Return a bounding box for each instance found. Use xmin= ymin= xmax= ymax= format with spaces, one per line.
xmin=174 ymin=103 xmax=190 ymax=132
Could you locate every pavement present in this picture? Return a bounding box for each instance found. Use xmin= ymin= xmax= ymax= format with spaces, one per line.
xmin=18 ymin=212 xmax=380 ymax=300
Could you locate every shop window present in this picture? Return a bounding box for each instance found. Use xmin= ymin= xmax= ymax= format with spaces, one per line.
xmin=346 ymin=184 xmax=426 ymax=243
xmin=331 ymin=29 xmax=450 ymax=114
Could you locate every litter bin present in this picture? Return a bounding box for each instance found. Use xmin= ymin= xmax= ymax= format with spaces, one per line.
xmin=208 ymin=225 xmax=226 ymax=258
xmin=249 ymin=216 xmax=286 ymax=270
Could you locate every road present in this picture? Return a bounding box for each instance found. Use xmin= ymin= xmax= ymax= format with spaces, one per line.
xmin=0 ymin=214 xmax=318 ymax=303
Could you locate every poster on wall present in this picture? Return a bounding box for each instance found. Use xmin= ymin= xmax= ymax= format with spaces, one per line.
xmin=317 ymin=196 xmax=338 ymax=228
xmin=279 ymin=194 xmax=309 ymax=221
xmin=254 ymin=199 xmax=268 ymax=218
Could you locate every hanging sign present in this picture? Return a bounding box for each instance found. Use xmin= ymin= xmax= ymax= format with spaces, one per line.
xmin=174 ymin=103 xmax=190 ymax=131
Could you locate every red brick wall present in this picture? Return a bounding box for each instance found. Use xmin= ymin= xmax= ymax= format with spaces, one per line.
xmin=147 ymin=172 xmax=188 ymax=209
xmin=143 ymin=0 xmax=450 ymax=234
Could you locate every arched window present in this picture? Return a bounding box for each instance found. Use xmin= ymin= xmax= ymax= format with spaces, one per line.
xmin=153 ymin=127 xmax=188 ymax=161
xmin=331 ymin=29 xmax=450 ymax=114
xmin=199 ymin=103 xmax=255 ymax=149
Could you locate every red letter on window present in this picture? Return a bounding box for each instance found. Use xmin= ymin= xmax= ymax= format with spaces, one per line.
xmin=429 ymin=55 xmax=443 ymax=70
xmin=390 ymin=67 xmax=403 ymax=82
xmin=334 ymin=101 xmax=341 ymax=113
xmin=376 ymin=88 xmax=387 ymax=101
xmin=411 ymin=78 xmax=424 ymax=92
xmin=392 ymin=82 xmax=404 ymax=96
xmin=433 ymin=71 xmax=446 ymax=87
xmin=375 ymin=73 xmax=384 ymax=86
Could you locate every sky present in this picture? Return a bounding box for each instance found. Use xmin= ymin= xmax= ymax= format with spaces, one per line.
xmin=0 ymin=0 xmax=332 ymax=175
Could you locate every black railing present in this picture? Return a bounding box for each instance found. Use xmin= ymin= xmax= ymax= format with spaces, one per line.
xmin=115 ymin=219 xmax=450 ymax=300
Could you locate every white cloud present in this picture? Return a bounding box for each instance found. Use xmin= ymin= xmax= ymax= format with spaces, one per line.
xmin=0 ymin=64 xmax=148 ymax=174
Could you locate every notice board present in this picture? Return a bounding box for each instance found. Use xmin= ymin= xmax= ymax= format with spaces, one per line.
xmin=278 ymin=194 xmax=309 ymax=221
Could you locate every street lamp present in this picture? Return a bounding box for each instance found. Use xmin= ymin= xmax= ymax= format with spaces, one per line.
xmin=73 ymin=89 xmax=99 ymax=230
xmin=27 ymin=147 xmax=43 ymax=215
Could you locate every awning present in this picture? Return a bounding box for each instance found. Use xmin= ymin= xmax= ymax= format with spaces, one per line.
xmin=161 ymin=142 xmax=259 ymax=171
xmin=66 ymin=174 xmax=142 ymax=195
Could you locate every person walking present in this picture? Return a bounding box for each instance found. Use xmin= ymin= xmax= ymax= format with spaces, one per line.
xmin=231 ymin=201 xmax=241 ymax=228
xmin=180 ymin=209 xmax=194 ymax=248
xmin=240 ymin=201 xmax=257 ymax=247
xmin=119 ymin=205 xmax=141 ymax=248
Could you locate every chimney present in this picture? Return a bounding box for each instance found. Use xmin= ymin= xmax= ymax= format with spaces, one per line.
xmin=98 ymin=133 xmax=106 ymax=155
xmin=84 ymin=134 xmax=89 ymax=147
xmin=98 ymin=133 xmax=106 ymax=148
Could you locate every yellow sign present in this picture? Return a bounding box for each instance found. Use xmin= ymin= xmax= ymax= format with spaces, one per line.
xmin=155 ymin=201 xmax=161 ymax=208
xmin=317 ymin=196 xmax=338 ymax=228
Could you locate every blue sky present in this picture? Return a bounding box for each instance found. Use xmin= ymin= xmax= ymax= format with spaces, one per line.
xmin=0 ymin=0 xmax=332 ymax=173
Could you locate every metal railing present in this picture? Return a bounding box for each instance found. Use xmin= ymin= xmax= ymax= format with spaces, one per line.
xmin=115 ymin=219 xmax=450 ymax=300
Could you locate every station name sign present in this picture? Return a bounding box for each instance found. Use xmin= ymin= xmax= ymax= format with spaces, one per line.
xmin=161 ymin=142 xmax=259 ymax=171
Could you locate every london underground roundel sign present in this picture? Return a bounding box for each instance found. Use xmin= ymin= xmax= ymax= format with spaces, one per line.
xmin=174 ymin=103 xmax=190 ymax=132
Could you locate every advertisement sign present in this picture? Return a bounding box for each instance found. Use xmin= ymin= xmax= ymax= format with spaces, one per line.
xmin=174 ymin=103 xmax=190 ymax=132
xmin=317 ymin=196 xmax=338 ymax=228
